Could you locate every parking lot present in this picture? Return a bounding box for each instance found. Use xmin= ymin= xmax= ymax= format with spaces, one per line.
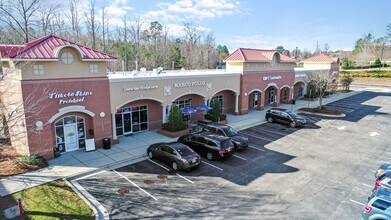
xmin=76 ymin=91 xmax=391 ymax=219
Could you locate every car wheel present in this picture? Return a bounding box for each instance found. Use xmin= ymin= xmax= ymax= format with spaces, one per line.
xmin=172 ymin=161 xmax=179 ymax=171
xmin=206 ymin=152 xmax=214 ymax=161
xmin=148 ymin=151 xmax=154 ymax=159
xmin=290 ymin=121 xmax=296 ymax=128
xmin=267 ymin=117 xmax=273 ymax=123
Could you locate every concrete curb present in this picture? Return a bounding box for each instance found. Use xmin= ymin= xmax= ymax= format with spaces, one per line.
xmin=63 ymin=178 xmax=100 ymax=220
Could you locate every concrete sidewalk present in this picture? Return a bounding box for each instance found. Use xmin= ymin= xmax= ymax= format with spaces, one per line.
xmin=0 ymin=90 xmax=361 ymax=197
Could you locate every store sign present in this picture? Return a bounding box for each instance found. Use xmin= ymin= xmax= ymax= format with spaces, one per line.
xmin=49 ymin=91 xmax=93 ymax=105
xmin=173 ymin=81 xmax=206 ymax=88
xmin=123 ymin=85 xmax=158 ymax=92
xmin=295 ymin=74 xmax=307 ymax=78
xmin=262 ymin=75 xmax=282 ymax=81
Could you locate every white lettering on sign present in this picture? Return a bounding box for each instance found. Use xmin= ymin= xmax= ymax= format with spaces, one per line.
xmin=262 ymin=75 xmax=282 ymax=81
xmin=49 ymin=91 xmax=93 ymax=105
xmin=295 ymin=74 xmax=307 ymax=78
xmin=173 ymin=81 xmax=206 ymax=88
xmin=123 ymin=85 xmax=158 ymax=92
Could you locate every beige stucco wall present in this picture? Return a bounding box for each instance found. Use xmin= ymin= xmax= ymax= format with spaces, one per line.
xmin=0 ymin=63 xmax=29 ymax=155
xmin=243 ymin=62 xmax=295 ymax=72
xmin=21 ymin=47 xmax=107 ymax=80
xmin=109 ymin=73 xmax=241 ymax=113
xmin=302 ymin=63 xmax=332 ymax=70
xmin=226 ymin=62 xmax=244 ymax=72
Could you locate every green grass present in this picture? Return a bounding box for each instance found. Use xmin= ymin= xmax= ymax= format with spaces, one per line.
xmin=10 ymin=180 xmax=94 ymax=220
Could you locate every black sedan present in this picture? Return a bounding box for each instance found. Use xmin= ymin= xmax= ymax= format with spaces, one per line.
xmin=265 ymin=108 xmax=306 ymax=128
xmin=147 ymin=142 xmax=201 ymax=171
xmin=178 ymin=132 xmax=234 ymax=160
xmin=198 ymin=122 xmax=249 ymax=150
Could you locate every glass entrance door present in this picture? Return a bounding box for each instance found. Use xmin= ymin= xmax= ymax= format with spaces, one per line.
xmin=268 ymin=88 xmax=275 ymax=103
xmin=252 ymin=92 xmax=258 ymax=108
xmin=116 ymin=105 xmax=149 ymax=136
xmin=132 ymin=111 xmax=140 ymax=132
xmin=64 ymin=124 xmax=78 ymax=151
xmin=123 ymin=113 xmax=132 ymax=134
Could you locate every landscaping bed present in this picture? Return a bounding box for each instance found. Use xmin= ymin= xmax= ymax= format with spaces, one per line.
xmin=0 ymin=179 xmax=94 ymax=220
xmin=0 ymin=145 xmax=48 ymax=179
xmin=299 ymin=107 xmax=342 ymax=115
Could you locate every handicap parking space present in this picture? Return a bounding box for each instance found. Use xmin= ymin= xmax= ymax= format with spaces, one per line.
xmin=74 ymin=91 xmax=391 ymax=219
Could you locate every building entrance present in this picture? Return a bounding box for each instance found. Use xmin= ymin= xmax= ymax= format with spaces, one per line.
xmin=115 ymin=105 xmax=148 ymax=136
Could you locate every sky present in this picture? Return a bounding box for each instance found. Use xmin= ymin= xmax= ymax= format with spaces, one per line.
xmin=84 ymin=0 xmax=390 ymax=53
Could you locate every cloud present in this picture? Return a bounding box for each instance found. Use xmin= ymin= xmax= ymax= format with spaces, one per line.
xmin=226 ymin=35 xmax=275 ymax=51
xmin=165 ymin=23 xmax=210 ymax=38
xmin=143 ymin=0 xmax=242 ymax=23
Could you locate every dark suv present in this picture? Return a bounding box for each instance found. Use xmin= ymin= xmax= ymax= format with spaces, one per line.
xmin=197 ymin=121 xmax=249 ymax=150
xmin=265 ymin=108 xmax=306 ymax=128
xmin=178 ymin=132 xmax=234 ymax=160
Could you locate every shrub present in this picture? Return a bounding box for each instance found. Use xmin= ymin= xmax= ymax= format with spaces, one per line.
xmin=15 ymin=155 xmax=44 ymax=169
xmin=162 ymin=105 xmax=187 ymax=132
xmin=208 ymin=97 xmax=222 ymax=120
xmin=204 ymin=113 xmax=227 ymax=122
xmin=340 ymin=76 xmax=354 ymax=91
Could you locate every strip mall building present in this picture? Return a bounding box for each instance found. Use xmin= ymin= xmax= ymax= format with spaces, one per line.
xmin=0 ymin=35 xmax=338 ymax=159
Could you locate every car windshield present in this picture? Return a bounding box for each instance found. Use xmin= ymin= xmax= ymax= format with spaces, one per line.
xmin=224 ymin=127 xmax=238 ymax=137
xmin=176 ymin=147 xmax=193 ymax=156
xmin=287 ymin=111 xmax=298 ymax=117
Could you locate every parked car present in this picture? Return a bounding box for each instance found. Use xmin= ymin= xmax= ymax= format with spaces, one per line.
xmin=265 ymin=108 xmax=306 ymax=128
xmin=197 ymin=121 xmax=249 ymax=150
xmin=373 ymin=171 xmax=391 ymax=192
xmin=147 ymin=142 xmax=201 ymax=171
xmin=363 ymin=187 xmax=391 ymax=220
xmin=376 ymin=163 xmax=391 ymax=179
xmin=178 ymin=132 xmax=234 ymax=160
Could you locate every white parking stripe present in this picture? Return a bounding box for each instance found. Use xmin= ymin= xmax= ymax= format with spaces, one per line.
xmin=202 ymin=161 xmax=223 ymax=171
xmin=362 ymin=183 xmax=373 ymax=188
xmin=113 ymin=169 xmax=158 ymax=201
xmin=233 ymin=155 xmax=246 ymax=161
xmin=251 ymin=127 xmax=288 ymax=136
xmin=148 ymin=159 xmax=170 ymax=171
xmin=350 ymin=199 xmax=365 ymax=206
xmin=175 ymin=173 xmax=194 ymax=184
xmin=75 ymin=170 xmax=107 ymax=181
xmin=248 ymin=145 xmax=265 ymax=151
xmin=241 ymin=131 xmax=274 ymax=142
xmin=147 ymin=159 xmax=194 ymax=184
xmin=381 ymin=161 xmax=389 ymax=164
xmin=371 ymin=170 xmax=376 ymax=173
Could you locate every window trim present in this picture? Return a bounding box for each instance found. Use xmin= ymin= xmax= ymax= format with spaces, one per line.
xmin=89 ymin=64 xmax=99 ymax=74
xmin=33 ymin=65 xmax=44 ymax=75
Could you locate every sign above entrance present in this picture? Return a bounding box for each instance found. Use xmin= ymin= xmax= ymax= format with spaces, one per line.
xmin=262 ymin=75 xmax=282 ymax=81
xmin=174 ymin=81 xmax=206 ymax=88
xmin=123 ymin=85 xmax=158 ymax=92
xmin=49 ymin=91 xmax=93 ymax=105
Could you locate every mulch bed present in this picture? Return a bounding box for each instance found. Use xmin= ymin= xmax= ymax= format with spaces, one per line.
xmin=299 ymin=107 xmax=342 ymax=115
xmin=0 ymin=145 xmax=48 ymax=179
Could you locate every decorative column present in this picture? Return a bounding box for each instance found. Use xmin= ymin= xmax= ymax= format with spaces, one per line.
xmin=112 ymin=113 xmax=117 ymax=140
xmin=234 ymin=93 xmax=239 ymax=114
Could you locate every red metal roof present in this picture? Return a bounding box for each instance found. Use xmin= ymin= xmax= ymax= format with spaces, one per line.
xmin=224 ymin=48 xmax=297 ymax=63
xmin=0 ymin=34 xmax=117 ymax=61
xmin=301 ymin=54 xmax=339 ymax=63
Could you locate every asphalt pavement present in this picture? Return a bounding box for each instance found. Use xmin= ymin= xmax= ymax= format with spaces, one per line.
xmin=74 ymin=91 xmax=391 ymax=219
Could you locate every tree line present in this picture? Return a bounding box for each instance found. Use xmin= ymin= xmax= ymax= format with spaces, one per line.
xmin=0 ymin=0 xmax=230 ymax=71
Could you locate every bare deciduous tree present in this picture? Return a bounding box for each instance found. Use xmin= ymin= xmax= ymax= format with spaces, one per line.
xmin=306 ymin=70 xmax=338 ymax=109
xmin=0 ymin=0 xmax=41 ymax=43
xmin=84 ymin=0 xmax=99 ymax=49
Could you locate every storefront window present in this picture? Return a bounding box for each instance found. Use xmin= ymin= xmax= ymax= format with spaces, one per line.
xmin=173 ymin=99 xmax=191 ymax=121
xmin=115 ymin=105 xmax=148 ymax=136
xmin=214 ymin=95 xmax=224 ymax=113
